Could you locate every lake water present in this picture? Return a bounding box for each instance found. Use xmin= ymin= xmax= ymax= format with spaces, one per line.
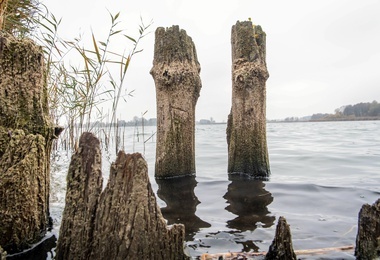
xmin=46 ymin=120 xmax=380 ymax=259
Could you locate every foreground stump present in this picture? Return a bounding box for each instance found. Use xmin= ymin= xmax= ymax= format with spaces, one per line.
xmin=227 ymin=21 xmax=270 ymax=178
xmin=150 ymin=25 xmax=202 ymax=178
xmin=355 ymin=198 xmax=380 ymax=259
xmin=55 ymin=132 xmax=103 ymax=260
xmin=266 ymin=216 xmax=297 ymax=260
xmin=0 ymin=32 xmax=59 ymax=253
xmin=56 ymin=133 xmax=188 ymax=260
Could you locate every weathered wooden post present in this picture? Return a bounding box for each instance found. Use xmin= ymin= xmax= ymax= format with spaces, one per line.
xmin=55 ymin=132 xmax=103 ymax=260
xmin=227 ymin=21 xmax=270 ymax=178
xmin=0 ymin=32 xmax=59 ymax=253
xmin=266 ymin=216 xmax=297 ymax=260
xmin=56 ymin=133 xmax=189 ymax=259
xmin=150 ymin=25 xmax=202 ymax=178
xmin=355 ymin=198 xmax=380 ymax=259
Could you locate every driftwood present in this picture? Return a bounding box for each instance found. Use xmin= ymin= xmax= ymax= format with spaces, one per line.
xmin=355 ymin=198 xmax=380 ymax=259
xmin=227 ymin=20 xmax=270 ymax=178
xmin=201 ymin=245 xmax=354 ymax=260
xmin=56 ymin=132 xmax=189 ymax=259
xmin=0 ymin=32 xmax=59 ymax=253
xmin=201 ymin=216 xmax=355 ymax=260
xmin=150 ymin=25 xmax=202 ymax=178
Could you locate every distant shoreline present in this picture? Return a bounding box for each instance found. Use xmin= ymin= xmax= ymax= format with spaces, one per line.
xmin=196 ymin=118 xmax=380 ymax=125
xmin=268 ymin=117 xmax=380 ymax=123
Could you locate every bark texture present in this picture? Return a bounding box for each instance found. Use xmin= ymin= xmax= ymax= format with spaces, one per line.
xmin=266 ymin=216 xmax=297 ymax=260
xmin=0 ymin=32 xmax=51 ymax=137
xmin=227 ymin=21 xmax=270 ymax=178
xmin=55 ymin=132 xmax=103 ymax=260
xmin=56 ymin=133 xmax=189 ymax=259
xmin=150 ymin=25 xmax=201 ymax=178
xmin=0 ymin=32 xmax=57 ymax=253
xmin=0 ymin=0 xmax=7 ymax=30
xmin=355 ymin=198 xmax=380 ymax=259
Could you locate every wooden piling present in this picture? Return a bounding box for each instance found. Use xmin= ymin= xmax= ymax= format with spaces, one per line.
xmin=150 ymin=25 xmax=202 ymax=178
xmin=227 ymin=21 xmax=270 ymax=178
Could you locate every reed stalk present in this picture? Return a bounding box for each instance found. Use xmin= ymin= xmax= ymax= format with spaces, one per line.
xmin=37 ymin=10 xmax=151 ymax=153
xmin=3 ymin=2 xmax=152 ymax=155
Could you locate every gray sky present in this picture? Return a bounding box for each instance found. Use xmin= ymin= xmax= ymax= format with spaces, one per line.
xmin=47 ymin=0 xmax=380 ymax=122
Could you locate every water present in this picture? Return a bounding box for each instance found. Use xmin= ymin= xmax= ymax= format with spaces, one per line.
xmin=47 ymin=120 xmax=380 ymax=259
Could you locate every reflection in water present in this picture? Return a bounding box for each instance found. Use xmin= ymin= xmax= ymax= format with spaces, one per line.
xmin=224 ymin=176 xmax=275 ymax=232
xmin=156 ymin=176 xmax=211 ymax=240
xmin=7 ymin=234 xmax=56 ymax=260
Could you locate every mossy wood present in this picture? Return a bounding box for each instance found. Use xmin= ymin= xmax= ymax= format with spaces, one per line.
xmin=150 ymin=25 xmax=201 ymax=178
xmin=227 ymin=21 xmax=270 ymax=178
xmin=0 ymin=32 xmax=59 ymax=253
xmin=355 ymin=198 xmax=380 ymax=259
xmin=56 ymin=133 xmax=189 ymax=259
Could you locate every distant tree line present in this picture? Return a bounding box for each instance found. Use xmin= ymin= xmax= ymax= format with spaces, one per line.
xmin=88 ymin=117 xmax=157 ymax=128
xmin=311 ymin=100 xmax=380 ymax=121
xmin=340 ymin=101 xmax=380 ymax=117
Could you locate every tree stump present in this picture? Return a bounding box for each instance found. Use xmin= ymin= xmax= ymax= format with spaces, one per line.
xmin=355 ymin=198 xmax=380 ymax=259
xmin=266 ymin=216 xmax=297 ymax=260
xmin=0 ymin=32 xmax=58 ymax=253
xmin=227 ymin=21 xmax=270 ymax=178
xmin=56 ymin=133 xmax=189 ymax=259
xmin=55 ymin=132 xmax=103 ymax=260
xmin=150 ymin=25 xmax=202 ymax=178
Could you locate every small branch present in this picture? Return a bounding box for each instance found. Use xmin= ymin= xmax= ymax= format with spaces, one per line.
xmin=201 ymin=245 xmax=354 ymax=260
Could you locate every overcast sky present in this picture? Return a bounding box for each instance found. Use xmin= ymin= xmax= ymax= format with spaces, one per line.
xmin=46 ymin=0 xmax=380 ymax=122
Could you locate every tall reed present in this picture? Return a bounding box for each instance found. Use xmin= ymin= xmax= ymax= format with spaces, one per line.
xmin=2 ymin=1 xmax=152 ymax=155
xmin=37 ymin=10 xmax=151 ymax=153
xmin=1 ymin=0 xmax=41 ymax=36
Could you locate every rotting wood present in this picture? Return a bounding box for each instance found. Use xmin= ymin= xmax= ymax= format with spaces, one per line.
xmin=56 ymin=133 xmax=189 ymax=259
xmin=227 ymin=20 xmax=270 ymax=178
xmin=355 ymin=198 xmax=380 ymax=259
xmin=0 ymin=32 xmax=60 ymax=253
xmin=91 ymin=151 xmax=188 ymax=259
xmin=265 ymin=216 xmax=296 ymax=259
xmin=55 ymin=132 xmax=103 ymax=260
xmin=150 ymin=25 xmax=201 ymax=178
